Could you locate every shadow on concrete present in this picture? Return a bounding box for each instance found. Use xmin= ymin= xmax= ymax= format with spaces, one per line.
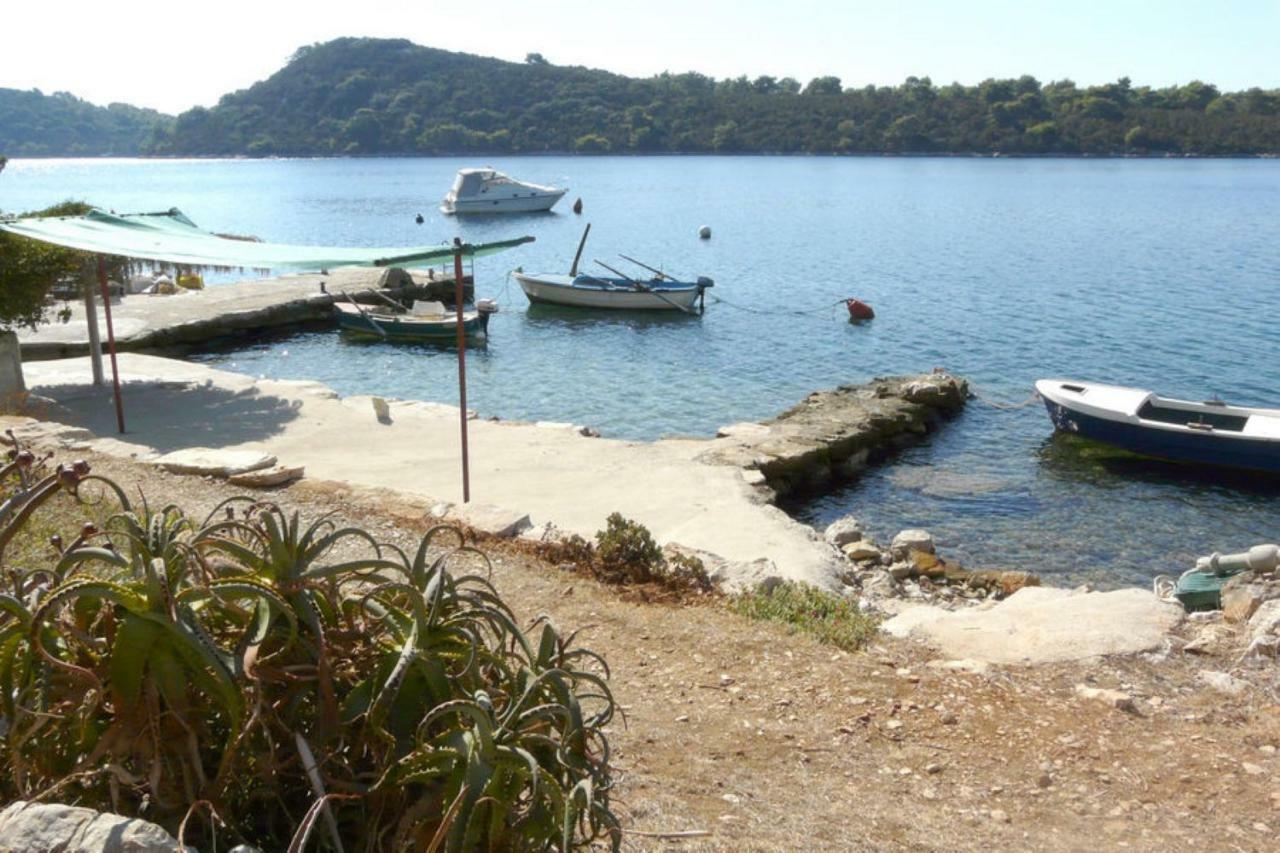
xmin=35 ymin=380 xmax=302 ymax=453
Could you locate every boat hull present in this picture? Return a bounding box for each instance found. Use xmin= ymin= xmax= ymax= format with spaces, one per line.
xmin=442 ymin=191 xmax=565 ymax=215
xmin=335 ymin=304 xmax=490 ymax=342
xmin=1039 ymin=391 xmax=1280 ymax=475
xmin=514 ymin=272 xmax=705 ymax=311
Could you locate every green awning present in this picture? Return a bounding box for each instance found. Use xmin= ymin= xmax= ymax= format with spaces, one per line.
xmin=0 ymin=208 xmax=534 ymax=270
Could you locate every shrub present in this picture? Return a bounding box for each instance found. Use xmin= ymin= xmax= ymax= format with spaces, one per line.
xmin=595 ymin=512 xmax=663 ymax=585
xmin=730 ymin=581 xmax=878 ymax=651
xmin=522 ymin=514 xmax=712 ymax=597
xmin=0 ymin=442 xmax=620 ymax=850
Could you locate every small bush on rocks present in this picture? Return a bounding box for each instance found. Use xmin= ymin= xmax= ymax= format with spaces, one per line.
xmin=525 ymin=513 xmax=712 ymax=597
xmin=730 ymin=581 xmax=879 ymax=651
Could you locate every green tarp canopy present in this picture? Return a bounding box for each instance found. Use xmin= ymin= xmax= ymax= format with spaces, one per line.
xmin=0 ymin=208 xmax=534 ymax=270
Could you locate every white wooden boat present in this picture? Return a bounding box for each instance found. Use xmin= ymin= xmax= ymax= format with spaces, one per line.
xmin=441 ymin=168 xmax=566 ymax=214
xmin=1036 ymin=379 xmax=1280 ymax=474
xmin=513 ymin=271 xmax=712 ymax=311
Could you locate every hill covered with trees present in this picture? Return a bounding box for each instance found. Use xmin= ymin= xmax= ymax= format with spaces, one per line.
xmin=0 ymin=88 xmax=168 ymax=156
xmin=4 ymin=38 xmax=1279 ymax=158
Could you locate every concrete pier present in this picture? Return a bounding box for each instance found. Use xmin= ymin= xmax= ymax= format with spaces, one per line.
xmin=16 ymin=267 xmax=468 ymax=360
xmin=6 ymin=357 xmax=968 ymax=591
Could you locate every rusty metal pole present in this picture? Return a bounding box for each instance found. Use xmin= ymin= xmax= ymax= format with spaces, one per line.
xmin=453 ymin=244 xmax=470 ymax=503
xmin=96 ymin=256 xmax=126 ymax=433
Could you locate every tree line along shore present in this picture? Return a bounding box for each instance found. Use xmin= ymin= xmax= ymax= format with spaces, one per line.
xmin=2 ymin=37 xmax=1278 ymax=159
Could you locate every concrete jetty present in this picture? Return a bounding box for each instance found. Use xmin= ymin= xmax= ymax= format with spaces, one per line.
xmin=704 ymin=374 xmax=969 ymax=499
xmin=16 ymin=267 xmax=468 ymax=360
xmin=7 ymin=355 xmax=967 ymax=591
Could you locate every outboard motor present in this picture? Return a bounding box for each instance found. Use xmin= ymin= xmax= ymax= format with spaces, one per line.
xmin=476 ymin=298 xmax=500 ymax=315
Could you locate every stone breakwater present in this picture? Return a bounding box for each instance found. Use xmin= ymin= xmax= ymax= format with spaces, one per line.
xmin=701 ymin=372 xmax=969 ymax=500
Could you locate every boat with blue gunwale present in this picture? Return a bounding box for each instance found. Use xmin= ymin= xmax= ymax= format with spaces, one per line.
xmin=1036 ymin=379 xmax=1280 ymax=475
xmin=334 ymin=298 xmax=496 ymax=343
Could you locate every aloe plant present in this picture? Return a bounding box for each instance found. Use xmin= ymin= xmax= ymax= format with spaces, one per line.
xmin=0 ymin=454 xmax=620 ymax=850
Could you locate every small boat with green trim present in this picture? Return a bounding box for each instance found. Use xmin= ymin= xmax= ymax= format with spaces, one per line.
xmin=334 ymin=298 xmax=497 ymax=343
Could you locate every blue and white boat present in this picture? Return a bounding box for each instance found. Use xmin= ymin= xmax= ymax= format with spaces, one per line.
xmin=1036 ymin=379 xmax=1280 ymax=475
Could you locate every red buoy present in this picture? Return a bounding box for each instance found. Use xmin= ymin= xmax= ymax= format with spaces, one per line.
xmin=846 ymin=298 xmax=875 ymax=322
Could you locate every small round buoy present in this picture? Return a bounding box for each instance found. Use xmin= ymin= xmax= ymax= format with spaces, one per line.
xmin=698 ymin=225 xmax=712 ymax=240
xmin=415 ymin=213 xmax=424 ymax=224
xmin=572 ymin=197 xmax=583 ymax=214
xmin=846 ymin=298 xmax=875 ymax=322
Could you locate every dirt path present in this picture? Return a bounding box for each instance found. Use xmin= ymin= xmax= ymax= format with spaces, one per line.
xmin=28 ymin=452 xmax=1280 ymax=851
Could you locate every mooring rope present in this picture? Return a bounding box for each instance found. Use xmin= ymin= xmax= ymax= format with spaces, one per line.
xmin=707 ymin=294 xmax=849 ymax=321
xmin=969 ymin=388 xmax=1041 ymax=410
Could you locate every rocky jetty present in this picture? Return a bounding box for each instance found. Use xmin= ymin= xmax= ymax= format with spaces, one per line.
xmin=704 ymin=372 xmax=969 ymax=499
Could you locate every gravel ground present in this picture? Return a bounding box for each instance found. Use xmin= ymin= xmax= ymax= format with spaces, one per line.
xmin=13 ymin=448 xmax=1280 ymax=851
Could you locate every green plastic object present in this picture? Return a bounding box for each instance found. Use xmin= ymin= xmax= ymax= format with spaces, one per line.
xmin=1174 ymin=566 xmax=1247 ymax=612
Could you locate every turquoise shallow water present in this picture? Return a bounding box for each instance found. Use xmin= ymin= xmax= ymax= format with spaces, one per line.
xmin=4 ymin=156 xmax=1279 ymax=586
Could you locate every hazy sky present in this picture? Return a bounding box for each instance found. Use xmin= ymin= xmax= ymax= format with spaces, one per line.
xmin=3 ymin=0 xmax=1277 ymax=114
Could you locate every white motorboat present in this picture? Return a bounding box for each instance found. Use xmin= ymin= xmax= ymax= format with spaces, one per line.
xmin=441 ymin=168 xmax=566 ymax=214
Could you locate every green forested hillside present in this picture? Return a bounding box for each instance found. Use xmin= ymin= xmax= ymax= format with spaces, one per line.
xmin=4 ymin=37 xmax=1279 ymax=158
xmin=0 ymin=89 xmax=168 ymax=156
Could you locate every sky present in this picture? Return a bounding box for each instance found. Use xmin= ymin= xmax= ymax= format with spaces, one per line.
xmin=2 ymin=0 xmax=1278 ymax=114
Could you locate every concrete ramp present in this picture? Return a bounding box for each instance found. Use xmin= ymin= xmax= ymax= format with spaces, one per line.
xmin=882 ymin=587 xmax=1184 ymax=664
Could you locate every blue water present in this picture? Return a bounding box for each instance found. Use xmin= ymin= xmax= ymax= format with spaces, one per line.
xmin=4 ymin=156 xmax=1279 ymax=586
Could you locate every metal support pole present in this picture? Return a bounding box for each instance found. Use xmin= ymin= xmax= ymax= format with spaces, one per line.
xmin=96 ymin=256 xmax=126 ymax=433
xmin=83 ymin=271 xmax=104 ymax=386
xmin=453 ymin=245 xmax=470 ymax=503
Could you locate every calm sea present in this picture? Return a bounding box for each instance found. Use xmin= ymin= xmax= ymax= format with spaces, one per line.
xmin=4 ymin=156 xmax=1278 ymax=586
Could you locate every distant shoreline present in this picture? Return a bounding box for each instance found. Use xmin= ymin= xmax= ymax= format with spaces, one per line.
xmin=7 ymin=150 xmax=1279 ymax=161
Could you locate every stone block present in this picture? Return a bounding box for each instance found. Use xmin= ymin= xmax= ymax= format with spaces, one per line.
xmin=227 ymin=464 xmax=305 ymax=488
xmin=0 ymin=800 xmax=186 ymax=851
xmin=842 ymin=540 xmax=882 ymax=562
xmin=153 ymin=447 xmax=277 ymax=477
xmin=445 ymin=502 xmax=532 ymax=539
xmin=824 ymin=515 xmax=864 ymax=548
xmin=891 ymin=529 xmax=935 ymax=560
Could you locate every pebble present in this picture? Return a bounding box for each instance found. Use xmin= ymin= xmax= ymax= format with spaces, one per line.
xmin=719 ymin=674 xmax=736 ymax=687
xmin=675 ymin=714 xmax=689 ymax=723
xmin=1242 ymin=762 xmax=1266 ymax=776
xmin=925 ymin=762 xmax=943 ymax=775
xmin=990 ymin=809 xmax=1010 ymax=824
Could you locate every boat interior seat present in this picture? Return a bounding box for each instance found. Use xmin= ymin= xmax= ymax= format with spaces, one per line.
xmin=411 ymin=300 xmax=448 ymax=317
xmin=1243 ymin=415 xmax=1280 ymax=439
xmin=1137 ymin=400 xmax=1248 ymax=432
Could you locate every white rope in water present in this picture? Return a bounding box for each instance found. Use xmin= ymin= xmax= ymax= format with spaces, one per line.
xmin=969 ymin=389 xmax=1041 ymax=410
xmin=707 ymin=294 xmax=849 ymax=321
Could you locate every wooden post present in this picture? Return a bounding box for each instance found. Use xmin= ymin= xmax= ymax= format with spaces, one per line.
xmin=453 ymin=243 xmax=470 ymax=504
xmin=96 ymin=256 xmax=126 ymax=433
